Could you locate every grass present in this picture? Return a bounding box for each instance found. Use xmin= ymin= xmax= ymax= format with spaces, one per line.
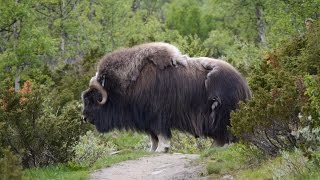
xmin=91 ymin=150 xmax=150 ymax=170
xmin=236 ymin=151 xmax=320 ymax=180
xmin=200 ymin=143 xmax=266 ymax=179
xmin=22 ymin=131 xmax=320 ymax=180
xmin=22 ymin=131 xmax=150 ymax=180
xmin=23 ymin=165 xmax=89 ymax=180
xmin=236 ymin=157 xmax=281 ymax=180
xmin=201 ymin=144 xmax=320 ymax=180
xmin=23 ymin=150 xmax=150 ymax=180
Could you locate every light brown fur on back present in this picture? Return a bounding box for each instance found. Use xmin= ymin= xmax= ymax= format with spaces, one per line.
xmin=97 ymin=42 xmax=186 ymax=92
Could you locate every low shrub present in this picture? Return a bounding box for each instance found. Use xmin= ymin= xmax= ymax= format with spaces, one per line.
xmin=171 ymin=130 xmax=213 ymax=154
xmin=0 ymin=149 xmax=22 ymax=180
xmin=0 ymin=80 xmax=90 ymax=168
xmin=231 ymin=22 xmax=320 ymax=156
xmin=201 ymin=144 xmax=265 ymax=176
xmin=71 ymin=131 xmax=116 ymax=168
xmin=272 ymin=150 xmax=308 ymax=179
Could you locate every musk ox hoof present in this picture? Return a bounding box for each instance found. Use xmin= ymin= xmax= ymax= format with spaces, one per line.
xmin=155 ymin=134 xmax=170 ymax=153
xmin=149 ymin=146 xmax=158 ymax=152
xmin=155 ymin=146 xmax=169 ymax=153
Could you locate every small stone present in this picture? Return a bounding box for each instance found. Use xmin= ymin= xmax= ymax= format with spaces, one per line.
xmin=221 ymin=174 xmax=234 ymax=180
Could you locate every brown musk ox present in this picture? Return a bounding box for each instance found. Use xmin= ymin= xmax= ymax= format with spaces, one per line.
xmin=81 ymin=42 xmax=251 ymax=152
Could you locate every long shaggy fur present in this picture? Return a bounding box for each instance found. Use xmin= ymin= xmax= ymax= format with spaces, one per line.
xmin=82 ymin=42 xmax=251 ymax=145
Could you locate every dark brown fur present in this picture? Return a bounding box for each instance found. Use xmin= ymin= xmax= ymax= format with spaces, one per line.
xmin=82 ymin=43 xmax=251 ymax=145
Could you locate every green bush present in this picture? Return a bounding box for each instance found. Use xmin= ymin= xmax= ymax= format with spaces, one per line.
xmin=71 ymin=131 xmax=116 ymax=168
xmin=0 ymin=80 xmax=90 ymax=168
xmin=102 ymin=131 xmax=148 ymax=151
xmin=201 ymin=144 xmax=265 ymax=176
xmin=171 ymin=130 xmax=212 ymax=154
xmin=231 ymin=22 xmax=320 ymax=156
xmin=272 ymin=150 xmax=307 ymax=179
xmin=0 ymin=149 xmax=22 ymax=180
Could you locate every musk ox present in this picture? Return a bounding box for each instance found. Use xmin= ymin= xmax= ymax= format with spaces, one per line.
xmin=81 ymin=42 xmax=251 ymax=152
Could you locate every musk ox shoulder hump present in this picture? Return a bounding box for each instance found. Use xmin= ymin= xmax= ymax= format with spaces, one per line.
xmin=136 ymin=42 xmax=188 ymax=68
xmin=97 ymin=42 xmax=187 ymax=93
xmin=196 ymin=57 xmax=236 ymax=71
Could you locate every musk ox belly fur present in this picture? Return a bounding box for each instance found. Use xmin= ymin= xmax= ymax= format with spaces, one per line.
xmin=81 ymin=42 xmax=251 ymax=149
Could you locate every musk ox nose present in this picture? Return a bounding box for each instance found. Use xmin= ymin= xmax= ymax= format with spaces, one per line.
xmin=82 ymin=116 xmax=87 ymax=122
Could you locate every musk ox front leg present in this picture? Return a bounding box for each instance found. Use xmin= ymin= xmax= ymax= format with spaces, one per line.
xmin=149 ymin=133 xmax=159 ymax=152
xmin=155 ymin=134 xmax=171 ymax=153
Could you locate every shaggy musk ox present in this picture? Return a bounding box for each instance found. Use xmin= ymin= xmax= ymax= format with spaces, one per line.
xmin=81 ymin=42 xmax=251 ymax=152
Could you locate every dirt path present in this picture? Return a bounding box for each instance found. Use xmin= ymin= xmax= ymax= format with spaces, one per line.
xmin=90 ymin=153 xmax=206 ymax=180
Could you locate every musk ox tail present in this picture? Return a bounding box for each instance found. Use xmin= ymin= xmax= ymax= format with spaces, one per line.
xmin=199 ymin=57 xmax=251 ymax=145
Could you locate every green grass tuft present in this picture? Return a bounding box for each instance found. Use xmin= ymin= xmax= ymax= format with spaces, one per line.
xmin=23 ymin=151 xmax=150 ymax=180
xmin=201 ymin=143 xmax=265 ymax=178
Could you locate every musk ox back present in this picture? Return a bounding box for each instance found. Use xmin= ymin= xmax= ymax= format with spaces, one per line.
xmin=81 ymin=42 xmax=251 ymax=152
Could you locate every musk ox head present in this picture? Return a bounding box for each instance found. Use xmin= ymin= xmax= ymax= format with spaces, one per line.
xmin=81 ymin=73 xmax=107 ymax=124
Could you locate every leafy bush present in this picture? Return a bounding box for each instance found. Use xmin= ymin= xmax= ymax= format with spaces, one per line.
xmin=231 ymin=63 xmax=300 ymax=155
xmin=173 ymin=34 xmax=209 ymax=57
xmin=0 ymin=149 xmax=22 ymax=180
xmin=71 ymin=131 xmax=116 ymax=168
xmin=102 ymin=131 xmax=148 ymax=151
xmin=231 ymin=22 xmax=320 ymax=155
xmin=201 ymin=144 xmax=265 ymax=176
xmin=272 ymin=150 xmax=308 ymax=179
xmin=171 ymin=130 xmax=212 ymax=154
xmin=70 ymin=130 xmax=152 ymax=168
xmin=0 ymin=80 xmax=90 ymax=168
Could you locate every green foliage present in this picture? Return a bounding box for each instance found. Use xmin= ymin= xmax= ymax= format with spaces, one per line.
xmin=231 ymin=22 xmax=320 ymax=156
xmin=71 ymin=131 xmax=116 ymax=168
xmin=102 ymin=131 xmax=148 ymax=151
xmin=23 ymin=164 xmax=89 ymax=180
xmin=0 ymin=0 xmax=319 ymax=176
xmin=69 ymin=130 xmax=149 ymax=170
xmin=0 ymin=149 xmax=22 ymax=180
xmin=203 ymin=30 xmax=234 ymax=58
xmin=23 ymin=151 xmax=149 ymax=180
xmin=173 ymin=34 xmax=209 ymax=57
xmin=91 ymin=151 xmax=149 ymax=170
xmin=302 ymin=71 xmax=320 ymax=127
xmin=272 ymin=150 xmax=308 ymax=179
xmin=171 ymin=130 xmax=212 ymax=154
xmin=165 ymin=0 xmax=209 ymax=39
xmin=38 ymin=100 xmax=91 ymax=165
xmin=201 ymin=144 xmax=265 ymax=177
xmin=0 ymin=79 xmax=90 ymax=168
xmin=236 ymin=150 xmax=320 ymax=179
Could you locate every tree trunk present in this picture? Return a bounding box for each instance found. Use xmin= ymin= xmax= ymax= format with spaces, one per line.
xmin=15 ymin=75 xmax=20 ymax=92
xmin=60 ymin=0 xmax=66 ymax=58
xmin=255 ymin=4 xmax=266 ymax=46
xmin=13 ymin=20 xmax=20 ymax=92
xmin=14 ymin=0 xmax=20 ymax=92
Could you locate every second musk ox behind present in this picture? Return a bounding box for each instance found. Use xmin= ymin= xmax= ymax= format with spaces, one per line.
xmin=81 ymin=42 xmax=251 ymax=152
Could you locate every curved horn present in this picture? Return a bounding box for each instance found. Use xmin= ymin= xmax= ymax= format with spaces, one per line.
xmin=89 ymin=75 xmax=108 ymax=105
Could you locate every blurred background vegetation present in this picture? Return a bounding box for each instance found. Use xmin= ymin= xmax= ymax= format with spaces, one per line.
xmin=0 ymin=0 xmax=319 ymax=179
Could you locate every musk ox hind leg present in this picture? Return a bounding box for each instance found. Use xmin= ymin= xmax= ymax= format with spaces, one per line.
xmin=155 ymin=134 xmax=171 ymax=153
xmin=149 ymin=133 xmax=159 ymax=152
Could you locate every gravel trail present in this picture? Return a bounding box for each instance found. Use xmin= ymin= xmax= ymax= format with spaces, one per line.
xmin=90 ymin=153 xmax=206 ymax=180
